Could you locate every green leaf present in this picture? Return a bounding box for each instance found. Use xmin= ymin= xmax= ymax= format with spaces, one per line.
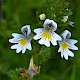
xmin=7 ymin=68 xmax=26 ymax=80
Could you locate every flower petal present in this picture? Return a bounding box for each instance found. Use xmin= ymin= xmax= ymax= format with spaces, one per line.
xmin=44 ymin=39 xmax=50 ymax=47
xmin=26 ymin=42 xmax=32 ymax=50
xmin=22 ymin=46 xmax=27 ymax=53
xmin=68 ymin=44 xmax=78 ymax=50
xmin=38 ymin=38 xmax=45 ymax=45
xmin=16 ymin=45 xmax=23 ymax=53
xmin=21 ymin=25 xmax=31 ymax=35
xmin=9 ymin=38 xmax=18 ymax=43
xmin=12 ymin=33 xmax=23 ymax=38
xmin=58 ymin=47 xmax=61 ymax=52
xmin=66 ymin=39 xmax=78 ymax=44
xmin=43 ymin=19 xmax=51 ymax=27
xmin=11 ymin=44 xmax=19 ymax=49
xmin=50 ymin=37 xmax=57 ymax=46
xmin=43 ymin=19 xmax=57 ymax=31
xmin=33 ymin=34 xmax=42 ymax=40
xmin=22 ymin=42 xmax=32 ymax=53
xmin=66 ymin=49 xmax=74 ymax=57
xmin=61 ymin=50 xmax=64 ymax=58
xmin=34 ymin=28 xmax=44 ymax=34
xmin=62 ymin=30 xmax=71 ymax=39
xmin=63 ymin=50 xmax=68 ymax=60
xmin=53 ymin=32 xmax=62 ymax=41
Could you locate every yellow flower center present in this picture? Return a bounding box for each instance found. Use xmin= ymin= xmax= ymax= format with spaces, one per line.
xmin=41 ymin=32 xmax=52 ymax=40
xmin=61 ymin=42 xmax=68 ymax=51
xmin=19 ymin=38 xmax=27 ymax=46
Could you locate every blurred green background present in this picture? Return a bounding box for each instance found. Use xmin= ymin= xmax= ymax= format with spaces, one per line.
xmin=0 ymin=0 xmax=80 ymax=80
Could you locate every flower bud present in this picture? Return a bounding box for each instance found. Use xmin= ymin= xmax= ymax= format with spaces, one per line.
xmin=39 ymin=13 xmax=46 ymax=20
xmin=61 ymin=16 xmax=68 ymax=23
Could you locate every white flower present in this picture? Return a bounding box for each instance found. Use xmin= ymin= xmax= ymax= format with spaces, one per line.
xmin=61 ymin=16 xmax=68 ymax=23
xmin=9 ymin=25 xmax=32 ymax=53
xmin=58 ymin=30 xmax=78 ymax=60
xmin=39 ymin=13 xmax=46 ymax=20
xmin=34 ymin=19 xmax=62 ymax=47
xmin=69 ymin=21 xmax=74 ymax=27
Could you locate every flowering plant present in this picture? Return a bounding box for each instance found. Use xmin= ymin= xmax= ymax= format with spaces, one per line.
xmin=7 ymin=0 xmax=79 ymax=80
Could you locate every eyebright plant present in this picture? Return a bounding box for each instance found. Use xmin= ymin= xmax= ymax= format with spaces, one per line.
xmin=8 ymin=0 xmax=78 ymax=80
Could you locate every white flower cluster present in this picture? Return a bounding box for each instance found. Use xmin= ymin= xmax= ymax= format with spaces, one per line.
xmin=9 ymin=18 xmax=78 ymax=60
